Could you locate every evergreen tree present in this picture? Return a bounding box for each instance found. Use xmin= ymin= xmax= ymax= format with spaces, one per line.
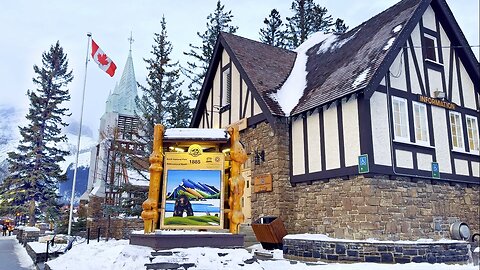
xmin=166 ymin=90 xmax=191 ymax=128
xmin=183 ymin=0 xmax=238 ymax=101
xmin=332 ymin=18 xmax=348 ymax=34
xmin=136 ymin=15 xmax=183 ymax=153
xmin=259 ymin=9 xmax=286 ymax=48
xmin=284 ymin=0 xmax=335 ymax=49
xmin=0 ymin=41 xmax=72 ymax=225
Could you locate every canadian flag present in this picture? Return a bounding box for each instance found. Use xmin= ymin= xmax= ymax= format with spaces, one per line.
xmin=91 ymin=39 xmax=117 ymax=77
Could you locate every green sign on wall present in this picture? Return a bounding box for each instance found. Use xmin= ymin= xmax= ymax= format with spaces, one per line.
xmin=358 ymin=154 xmax=369 ymax=174
xmin=432 ymin=162 xmax=440 ymax=179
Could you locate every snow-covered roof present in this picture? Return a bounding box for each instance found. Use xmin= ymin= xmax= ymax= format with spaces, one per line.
xmin=164 ymin=128 xmax=229 ymax=141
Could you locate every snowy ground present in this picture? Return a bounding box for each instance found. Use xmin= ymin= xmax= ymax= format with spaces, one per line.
xmin=41 ymin=239 xmax=478 ymax=270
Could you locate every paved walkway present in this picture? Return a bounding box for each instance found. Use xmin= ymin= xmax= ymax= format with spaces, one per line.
xmin=0 ymin=236 xmax=34 ymax=270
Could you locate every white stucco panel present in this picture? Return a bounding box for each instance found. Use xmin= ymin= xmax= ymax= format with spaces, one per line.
xmin=370 ymin=92 xmax=392 ymax=166
xmin=307 ymin=112 xmax=322 ymax=172
xmin=292 ymin=118 xmax=305 ymax=175
xmin=242 ymin=81 xmax=250 ymax=118
xmin=396 ymin=150 xmax=413 ymax=169
xmin=454 ymin=159 xmax=469 ymax=176
xmin=324 ymin=105 xmax=340 ymax=170
xmin=439 ymin=23 xmax=453 ymax=93
xmin=451 ymin=55 xmax=461 ymax=105
xmin=427 ymin=69 xmax=443 ymax=95
xmin=432 ymin=106 xmax=452 ymax=173
xmin=472 ymin=161 xmax=480 ymax=177
xmin=342 ymin=98 xmax=360 ymax=167
xmin=253 ymin=97 xmax=262 ymax=115
xmin=417 ymin=153 xmax=433 ymax=171
xmin=230 ymin=64 xmax=241 ymax=123
xmin=213 ymin=65 xmax=221 ymax=128
xmin=459 ymin=61 xmax=476 ymax=110
xmin=222 ymin=50 xmax=230 ymax=67
xmin=422 ymin=6 xmax=436 ymax=31
xmin=389 ymin=52 xmax=407 ymax=91
xmin=408 ymin=25 xmax=424 ymax=95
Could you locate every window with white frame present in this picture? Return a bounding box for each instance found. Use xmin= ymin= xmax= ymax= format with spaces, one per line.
xmin=449 ymin=111 xmax=464 ymax=150
xmin=392 ymin=97 xmax=409 ymax=141
xmin=466 ymin=115 xmax=479 ymax=153
xmin=423 ymin=33 xmax=438 ymax=62
xmin=413 ymin=102 xmax=429 ymax=144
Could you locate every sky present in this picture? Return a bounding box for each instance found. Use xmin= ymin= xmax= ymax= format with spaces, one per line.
xmin=0 ymin=0 xmax=478 ymax=137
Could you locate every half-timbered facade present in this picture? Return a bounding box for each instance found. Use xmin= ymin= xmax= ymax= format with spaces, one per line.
xmin=191 ymin=0 xmax=479 ymax=240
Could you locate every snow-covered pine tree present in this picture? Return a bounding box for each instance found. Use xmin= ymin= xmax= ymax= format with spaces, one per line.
xmin=0 ymin=41 xmax=72 ymax=225
xmin=183 ymin=0 xmax=238 ymax=101
xmin=284 ymin=0 xmax=336 ymax=49
xmin=135 ymin=15 xmax=183 ymax=153
xmin=259 ymin=9 xmax=286 ymax=48
xmin=332 ymin=18 xmax=348 ymax=34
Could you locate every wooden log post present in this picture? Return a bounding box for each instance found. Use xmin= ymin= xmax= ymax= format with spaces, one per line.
xmin=227 ymin=125 xmax=248 ymax=234
xmin=141 ymin=124 xmax=164 ymax=233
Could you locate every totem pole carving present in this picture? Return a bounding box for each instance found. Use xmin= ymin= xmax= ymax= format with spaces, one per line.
xmin=141 ymin=124 xmax=164 ymax=233
xmin=227 ymin=125 xmax=248 ymax=234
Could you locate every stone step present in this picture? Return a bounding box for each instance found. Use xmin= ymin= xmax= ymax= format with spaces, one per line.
xmin=239 ymin=224 xmax=259 ymax=248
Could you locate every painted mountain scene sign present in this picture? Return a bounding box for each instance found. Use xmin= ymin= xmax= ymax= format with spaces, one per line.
xmin=161 ymin=144 xmax=225 ymax=229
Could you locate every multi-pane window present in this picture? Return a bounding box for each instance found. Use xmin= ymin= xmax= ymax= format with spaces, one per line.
xmin=466 ymin=116 xmax=479 ymax=152
xmin=449 ymin=112 xmax=464 ymax=150
xmin=423 ymin=34 xmax=437 ymax=62
xmin=222 ymin=67 xmax=231 ymax=106
xmin=392 ymin=97 xmax=409 ymax=141
xmin=413 ymin=102 xmax=429 ymax=144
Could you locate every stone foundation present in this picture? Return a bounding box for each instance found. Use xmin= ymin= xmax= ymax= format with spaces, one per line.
xmin=243 ymin=120 xmax=479 ymax=241
xmin=287 ymin=176 xmax=479 ymax=240
xmin=283 ymin=237 xmax=471 ymax=264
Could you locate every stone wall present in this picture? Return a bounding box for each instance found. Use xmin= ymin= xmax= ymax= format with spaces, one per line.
xmin=283 ymin=238 xmax=471 ymax=264
xmin=241 ymin=120 xmax=293 ymax=226
xmin=288 ymin=176 xmax=479 ymax=240
xmin=242 ymin=120 xmax=479 ymax=241
xmin=87 ymin=217 xmax=143 ymax=240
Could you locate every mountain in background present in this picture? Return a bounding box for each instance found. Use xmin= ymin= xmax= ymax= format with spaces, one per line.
xmin=0 ymin=104 xmax=96 ymax=204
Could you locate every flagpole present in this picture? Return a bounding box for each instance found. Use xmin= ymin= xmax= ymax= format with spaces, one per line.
xmin=68 ymin=32 xmax=91 ymax=236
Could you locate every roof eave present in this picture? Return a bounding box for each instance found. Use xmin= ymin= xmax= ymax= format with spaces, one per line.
xmin=364 ymin=0 xmax=433 ymax=99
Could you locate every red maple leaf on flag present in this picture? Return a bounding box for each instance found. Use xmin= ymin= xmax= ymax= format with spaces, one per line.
xmin=97 ymin=53 xmax=109 ymax=65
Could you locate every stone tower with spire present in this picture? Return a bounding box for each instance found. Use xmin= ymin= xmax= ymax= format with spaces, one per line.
xmin=84 ymin=42 xmax=141 ymax=202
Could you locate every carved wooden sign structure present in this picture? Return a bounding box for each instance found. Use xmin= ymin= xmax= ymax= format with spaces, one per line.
xmin=141 ymin=124 xmax=247 ymax=234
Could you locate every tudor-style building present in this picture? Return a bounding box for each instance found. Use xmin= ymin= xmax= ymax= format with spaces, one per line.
xmin=191 ymin=0 xmax=479 ymax=240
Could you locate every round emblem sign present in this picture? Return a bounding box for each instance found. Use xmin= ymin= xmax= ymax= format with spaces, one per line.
xmin=188 ymin=144 xmax=203 ymax=157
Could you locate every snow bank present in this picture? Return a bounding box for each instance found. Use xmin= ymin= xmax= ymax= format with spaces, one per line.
xmin=46 ymin=239 xmax=152 ymax=270
xmin=284 ymin=233 xmax=466 ymax=244
xmin=164 ymin=128 xmax=228 ymax=140
xmin=43 ymin=237 xmax=478 ymax=270
xmin=23 ymin=226 xmax=40 ymax=232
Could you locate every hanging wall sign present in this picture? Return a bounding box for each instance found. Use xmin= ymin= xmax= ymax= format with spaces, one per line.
xmin=418 ymin=95 xmax=456 ymax=110
xmin=253 ymin=173 xmax=273 ymax=193
xmin=161 ymin=144 xmax=225 ymax=230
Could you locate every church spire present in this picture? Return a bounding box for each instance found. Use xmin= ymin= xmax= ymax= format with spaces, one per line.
xmin=101 ymin=34 xmax=138 ymax=117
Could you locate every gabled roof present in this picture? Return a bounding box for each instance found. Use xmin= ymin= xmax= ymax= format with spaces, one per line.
xmin=221 ymin=33 xmax=296 ymax=116
xmin=192 ymin=0 xmax=479 ymax=124
xmin=292 ymin=0 xmax=479 ymax=115
xmin=191 ymin=33 xmax=296 ymax=127
xmin=292 ymin=0 xmax=423 ymax=114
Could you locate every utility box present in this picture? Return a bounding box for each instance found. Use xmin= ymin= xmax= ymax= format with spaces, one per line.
xmin=251 ymin=216 xmax=287 ymax=250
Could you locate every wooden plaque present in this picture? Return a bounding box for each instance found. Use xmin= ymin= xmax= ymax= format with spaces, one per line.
xmin=253 ymin=173 xmax=273 ymax=193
